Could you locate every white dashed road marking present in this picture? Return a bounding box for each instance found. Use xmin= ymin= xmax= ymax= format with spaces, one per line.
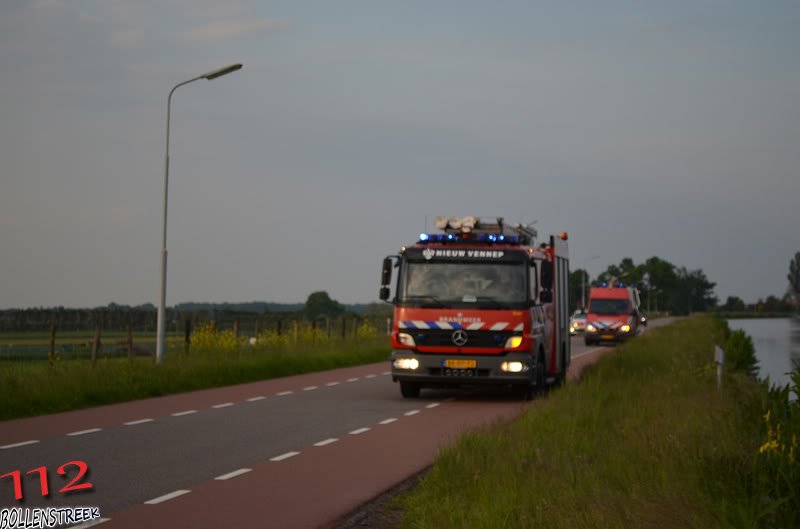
xmin=349 ymin=427 xmax=371 ymax=435
xmin=378 ymin=418 xmax=397 ymax=425
xmin=124 ymin=418 xmax=154 ymax=426
xmin=145 ymin=490 xmax=191 ymax=505
xmin=270 ymin=451 xmax=300 ymax=462
xmin=325 ymin=382 xmax=340 ymax=386
xmin=346 ymin=378 xmax=359 ymax=382
xmin=0 ymin=440 xmax=39 ymax=450
xmin=212 ymin=402 xmax=234 ymax=409
xmin=365 ymin=374 xmax=377 ymax=379
xmin=303 ymin=386 xmax=318 ymax=391
xmin=172 ymin=410 xmax=197 ymax=417
xmin=277 ymin=391 xmax=293 ymax=396
xmin=425 ymin=403 xmax=441 ymax=409
xmin=246 ymin=396 xmax=266 ymax=402
xmin=67 ymin=428 xmax=102 ymax=437
xmin=313 ymin=438 xmax=339 ymax=447
xmin=404 ymin=410 xmax=420 ymax=416
xmin=215 ymin=468 xmax=252 ymax=481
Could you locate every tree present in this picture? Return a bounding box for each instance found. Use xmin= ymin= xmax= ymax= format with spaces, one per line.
xmin=304 ymin=291 xmax=344 ymax=320
xmin=569 ymin=269 xmax=589 ymax=313
xmin=720 ymin=296 xmax=746 ymax=312
xmin=674 ymin=267 xmax=717 ymax=315
xmin=789 ymin=252 xmax=800 ymax=301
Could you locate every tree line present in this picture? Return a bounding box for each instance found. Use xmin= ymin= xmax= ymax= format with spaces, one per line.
xmin=0 ymin=292 xmax=392 ymax=334
xmin=569 ymin=253 xmax=799 ymax=316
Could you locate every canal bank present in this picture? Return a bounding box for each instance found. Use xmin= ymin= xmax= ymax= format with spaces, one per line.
xmin=728 ymin=316 xmax=800 ymax=391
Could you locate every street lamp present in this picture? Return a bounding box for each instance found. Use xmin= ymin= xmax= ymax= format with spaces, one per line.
xmin=581 ymin=255 xmax=600 ymax=311
xmin=156 ymin=63 xmax=243 ymax=364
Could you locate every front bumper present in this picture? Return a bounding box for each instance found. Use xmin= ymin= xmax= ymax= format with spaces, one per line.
xmin=585 ymin=330 xmax=632 ymax=342
xmin=390 ymin=350 xmax=539 ymax=386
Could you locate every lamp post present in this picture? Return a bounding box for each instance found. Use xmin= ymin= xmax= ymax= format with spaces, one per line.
xmin=156 ymin=63 xmax=243 ymax=364
xmin=581 ymin=255 xmax=600 ymax=311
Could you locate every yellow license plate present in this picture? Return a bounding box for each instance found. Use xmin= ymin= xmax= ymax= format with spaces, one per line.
xmin=601 ymin=334 xmax=615 ymax=340
xmin=444 ymin=359 xmax=477 ymax=369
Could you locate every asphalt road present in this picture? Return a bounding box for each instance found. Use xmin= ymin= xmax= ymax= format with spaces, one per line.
xmin=0 ymin=321 xmax=670 ymax=529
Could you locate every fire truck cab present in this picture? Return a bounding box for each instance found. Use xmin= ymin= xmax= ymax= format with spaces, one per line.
xmin=379 ymin=216 xmax=570 ymax=399
xmin=583 ymin=283 xmax=643 ymax=345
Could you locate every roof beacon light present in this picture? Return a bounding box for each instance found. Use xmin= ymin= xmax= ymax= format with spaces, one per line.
xmin=419 ymin=233 xmax=430 ymax=242
xmin=461 ymin=216 xmax=477 ymax=233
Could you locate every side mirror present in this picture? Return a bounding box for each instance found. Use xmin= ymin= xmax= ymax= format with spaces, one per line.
xmin=379 ymin=286 xmax=390 ymax=301
xmin=540 ymin=290 xmax=553 ymax=303
xmin=540 ymin=261 xmax=553 ymax=289
xmin=381 ymin=257 xmax=393 ymax=286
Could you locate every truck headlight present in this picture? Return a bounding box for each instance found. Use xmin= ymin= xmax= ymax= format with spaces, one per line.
xmin=620 ymin=324 xmax=631 ymax=333
xmin=504 ymin=336 xmax=523 ymax=349
xmin=397 ymin=332 xmax=416 ymax=347
xmin=586 ymin=324 xmax=596 ymax=333
xmin=393 ymin=357 xmax=420 ymax=370
xmin=501 ymin=361 xmax=528 ymax=373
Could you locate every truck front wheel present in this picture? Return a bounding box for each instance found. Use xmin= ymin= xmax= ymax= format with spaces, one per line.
xmin=400 ymin=381 xmax=421 ymax=399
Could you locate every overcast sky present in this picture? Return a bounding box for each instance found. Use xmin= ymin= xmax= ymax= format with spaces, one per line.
xmin=1 ymin=0 xmax=798 ymax=309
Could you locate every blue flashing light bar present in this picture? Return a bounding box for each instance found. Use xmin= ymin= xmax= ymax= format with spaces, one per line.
xmin=591 ymin=281 xmax=628 ymax=288
xmin=417 ymin=232 xmax=520 ymax=245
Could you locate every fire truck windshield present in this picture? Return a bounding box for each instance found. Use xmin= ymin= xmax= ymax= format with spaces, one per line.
xmin=588 ymin=298 xmax=630 ymax=315
xmin=400 ymin=262 xmax=527 ymax=308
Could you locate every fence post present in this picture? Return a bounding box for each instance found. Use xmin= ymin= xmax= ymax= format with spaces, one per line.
xmin=254 ymin=321 xmax=260 ymax=339
xmin=293 ymin=320 xmax=298 ymax=344
xmin=715 ymin=345 xmax=724 ymax=389
xmin=185 ymin=320 xmax=192 ymax=353
xmin=91 ymin=325 xmax=101 ymax=367
xmin=277 ymin=319 xmax=283 ymax=336
xmin=127 ymin=325 xmax=134 ymax=362
xmin=233 ymin=320 xmax=239 ymax=339
xmin=341 ymin=318 xmax=347 ymax=341
xmin=326 ymin=317 xmax=331 ymax=338
xmin=49 ymin=324 xmax=56 ymax=366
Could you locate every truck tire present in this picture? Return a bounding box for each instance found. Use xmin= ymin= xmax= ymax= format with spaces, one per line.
xmin=535 ymin=351 xmax=547 ymax=396
xmin=400 ymin=381 xmax=421 ymax=399
xmin=584 ymin=336 xmax=595 ymax=346
xmin=552 ymin=348 xmax=567 ymax=388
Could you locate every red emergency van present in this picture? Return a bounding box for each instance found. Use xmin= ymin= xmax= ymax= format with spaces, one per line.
xmin=584 ymin=283 xmax=643 ymax=345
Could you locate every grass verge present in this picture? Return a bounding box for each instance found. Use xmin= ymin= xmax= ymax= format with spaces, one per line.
xmin=400 ymin=316 xmax=788 ymax=529
xmin=0 ymin=338 xmax=389 ymax=421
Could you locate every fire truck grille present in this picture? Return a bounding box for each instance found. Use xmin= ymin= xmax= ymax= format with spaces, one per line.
xmin=413 ymin=330 xmax=515 ymax=348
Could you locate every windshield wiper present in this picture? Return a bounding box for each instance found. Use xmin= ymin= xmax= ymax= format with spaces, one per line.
xmin=405 ymin=295 xmax=446 ymax=307
xmin=474 ymin=296 xmax=507 ymax=308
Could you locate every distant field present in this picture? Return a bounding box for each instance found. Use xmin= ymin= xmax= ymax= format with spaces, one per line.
xmin=0 ymin=331 xmax=157 ymax=346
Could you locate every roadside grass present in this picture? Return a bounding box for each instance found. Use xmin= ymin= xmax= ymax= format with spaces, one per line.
xmin=400 ymin=316 xmax=772 ymax=529
xmin=0 ymin=326 xmax=389 ymax=420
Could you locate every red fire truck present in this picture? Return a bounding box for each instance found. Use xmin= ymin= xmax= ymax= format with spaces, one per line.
xmin=379 ymin=216 xmax=570 ymax=399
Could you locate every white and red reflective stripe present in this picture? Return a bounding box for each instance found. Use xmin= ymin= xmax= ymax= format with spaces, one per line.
xmin=399 ymin=320 xmax=523 ymax=332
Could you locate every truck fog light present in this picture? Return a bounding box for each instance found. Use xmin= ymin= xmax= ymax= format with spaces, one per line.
xmin=504 ymin=336 xmax=523 ymax=349
xmin=393 ymin=358 xmax=419 ymax=370
xmin=501 ymin=361 xmax=525 ymax=373
xmin=397 ymin=332 xmax=416 ymax=347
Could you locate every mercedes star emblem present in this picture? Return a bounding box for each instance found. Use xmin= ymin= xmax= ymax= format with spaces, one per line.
xmin=451 ymin=329 xmax=468 ymax=346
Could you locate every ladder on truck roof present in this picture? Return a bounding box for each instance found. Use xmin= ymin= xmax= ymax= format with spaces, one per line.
xmin=434 ymin=216 xmax=538 ymax=245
